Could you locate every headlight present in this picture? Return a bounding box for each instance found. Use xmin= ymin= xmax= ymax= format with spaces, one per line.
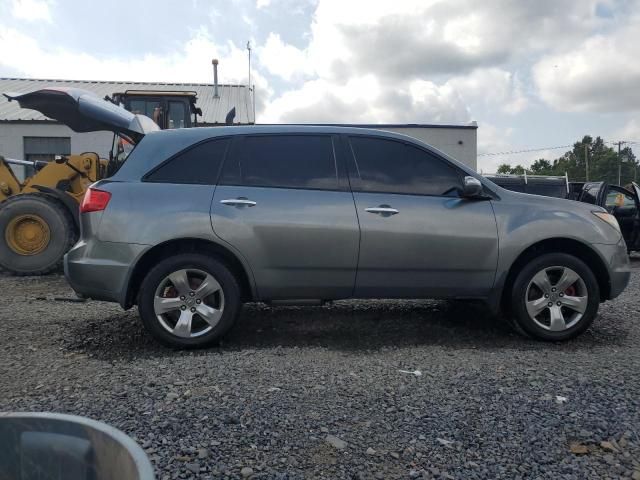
xmin=592 ymin=211 xmax=621 ymax=233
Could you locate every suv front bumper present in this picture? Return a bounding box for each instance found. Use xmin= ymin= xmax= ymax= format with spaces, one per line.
xmin=597 ymin=237 xmax=632 ymax=300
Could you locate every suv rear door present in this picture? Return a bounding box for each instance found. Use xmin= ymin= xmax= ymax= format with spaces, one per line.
xmin=210 ymin=134 xmax=359 ymax=300
xmin=578 ymin=181 xmax=608 ymax=206
xmin=346 ymin=135 xmax=499 ymax=298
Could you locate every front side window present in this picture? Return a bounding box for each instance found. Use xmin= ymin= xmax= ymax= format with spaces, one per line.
xmin=146 ymin=138 xmax=229 ymax=184
xmin=231 ymin=135 xmax=338 ymax=190
xmin=349 ymin=136 xmax=462 ymax=196
xmin=606 ymin=189 xmax=636 ymax=208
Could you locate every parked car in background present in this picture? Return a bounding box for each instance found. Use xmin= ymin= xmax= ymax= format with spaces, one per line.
xmin=483 ymin=174 xmax=569 ymax=199
xmin=577 ymin=181 xmax=640 ymax=253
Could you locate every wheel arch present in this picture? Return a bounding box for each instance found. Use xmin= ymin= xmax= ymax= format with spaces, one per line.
xmin=123 ymin=237 xmax=257 ymax=308
xmin=499 ymin=237 xmax=611 ymax=309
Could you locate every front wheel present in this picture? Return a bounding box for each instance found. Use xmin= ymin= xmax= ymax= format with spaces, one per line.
xmin=138 ymin=254 xmax=241 ymax=348
xmin=509 ymin=253 xmax=600 ymax=341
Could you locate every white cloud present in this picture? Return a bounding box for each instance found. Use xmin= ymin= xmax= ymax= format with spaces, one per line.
xmin=256 ymin=0 xmax=270 ymax=8
xmin=11 ymin=0 xmax=53 ymax=23
xmin=446 ymin=68 xmax=529 ymax=115
xmin=611 ymin=119 xmax=640 ymax=143
xmin=0 ymin=25 xmax=273 ymax=114
xmin=533 ymin=17 xmax=640 ymax=112
xmin=261 ymin=75 xmax=470 ymax=124
xmin=258 ymin=33 xmax=312 ymax=81
xmin=0 ymin=26 xmax=266 ymax=86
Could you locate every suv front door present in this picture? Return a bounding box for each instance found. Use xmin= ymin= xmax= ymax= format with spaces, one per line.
xmin=346 ymin=135 xmax=499 ymax=298
xmin=210 ymin=134 xmax=359 ymax=300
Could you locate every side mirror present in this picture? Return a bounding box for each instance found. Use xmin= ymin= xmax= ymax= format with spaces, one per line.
xmin=462 ymin=176 xmax=484 ymax=198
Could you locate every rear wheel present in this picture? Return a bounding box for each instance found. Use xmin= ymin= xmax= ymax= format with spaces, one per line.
xmin=138 ymin=254 xmax=241 ymax=348
xmin=0 ymin=193 xmax=77 ymax=275
xmin=509 ymin=253 xmax=600 ymax=341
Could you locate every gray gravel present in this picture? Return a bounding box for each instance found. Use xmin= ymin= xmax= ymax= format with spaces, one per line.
xmin=1 ymin=258 xmax=640 ymax=479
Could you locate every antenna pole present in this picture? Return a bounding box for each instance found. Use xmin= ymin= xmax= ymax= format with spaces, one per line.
xmin=247 ymin=41 xmax=252 ymax=90
xmin=247 ymin=41 xmax=253 ymax=123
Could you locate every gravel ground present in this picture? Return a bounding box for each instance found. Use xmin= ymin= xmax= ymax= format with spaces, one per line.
xmin=1 ymin=258 xmax=639 ymax=479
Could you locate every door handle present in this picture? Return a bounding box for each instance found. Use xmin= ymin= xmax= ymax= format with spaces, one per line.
xmin=220 ymin=198 xmax=257 ymax=207
xmin=365 ymin=206 xmax=399 ymax=215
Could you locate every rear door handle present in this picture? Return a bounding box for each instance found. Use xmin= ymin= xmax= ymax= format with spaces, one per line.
xmin=365 ymin=206 xmax=399 ymax=215
xmin=220 ymin=198 xmax=257 ymax=207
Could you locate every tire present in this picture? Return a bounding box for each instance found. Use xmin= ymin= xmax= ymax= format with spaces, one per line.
xmin=138 ymin=253 xmax=241 ymax=348
xmin=0 ymin=193 xmax=77 ymax=276
xmin=509 ymin=253 xmax=600 ymax=341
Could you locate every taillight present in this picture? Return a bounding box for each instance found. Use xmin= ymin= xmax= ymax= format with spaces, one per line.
xmin=80 ymin=188 xmax=112 ymax=213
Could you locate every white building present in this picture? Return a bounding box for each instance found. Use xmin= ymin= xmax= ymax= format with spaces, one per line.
xmin=0 ymin=77 xmax=477 ymax=180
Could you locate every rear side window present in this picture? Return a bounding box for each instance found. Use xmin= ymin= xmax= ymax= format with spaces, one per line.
xmin=146 ymin=138 xmax=229 ymax=184
xmin=349 ymin=137 xmax=462 ymax=196
xmin=227 ymin=135 xmax=338 ymax=190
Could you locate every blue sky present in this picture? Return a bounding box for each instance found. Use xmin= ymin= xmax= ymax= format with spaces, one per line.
xmin=1 ymin=0 xmax=639 ymax=171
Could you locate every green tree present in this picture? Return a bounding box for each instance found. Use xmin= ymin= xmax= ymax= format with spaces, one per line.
xmin=496 ymin=163 xmax=512 ymax=174
xmin=529 ymin=159 xmax=553 ymax=175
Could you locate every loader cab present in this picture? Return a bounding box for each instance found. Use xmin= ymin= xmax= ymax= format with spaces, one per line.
xmin=111 ymin=90 xmax=202 ymax=130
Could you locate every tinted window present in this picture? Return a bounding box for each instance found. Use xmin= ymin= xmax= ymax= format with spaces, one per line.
xmin=349 ymin=137 xmax=462 ymax=196
xmin=230 ymin=135 xmax=337 ymax=190
xmin=146 ymin=138 xmax=229 ymax=184
xmin=580 ymin=185 xmax=601 ymax=205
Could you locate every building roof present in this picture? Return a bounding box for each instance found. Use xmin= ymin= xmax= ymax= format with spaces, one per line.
xmin=0 ymin=77 xmax=254 ymax=125
xmin=269 ymin=122 xmax=478 ymax=129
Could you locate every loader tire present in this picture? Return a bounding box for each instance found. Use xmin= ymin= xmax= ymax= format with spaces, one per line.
xmin=0 ymin=193 xmax=77 ymax=276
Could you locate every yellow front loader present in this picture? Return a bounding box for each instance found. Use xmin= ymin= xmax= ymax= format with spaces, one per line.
xmin=0 ymin=86 xmax=161 ymax=275
xmin=0 ymin=153 xmax=104 ymax=275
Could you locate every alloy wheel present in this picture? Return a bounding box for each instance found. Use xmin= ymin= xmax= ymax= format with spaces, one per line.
xmin=525 ymin=266 xmax=588 ymax=332
xmin=153 ymin=268 xmax=225 ymax=338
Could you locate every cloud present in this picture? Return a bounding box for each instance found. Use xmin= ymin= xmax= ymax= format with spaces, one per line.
xmin=446 ymin=68 xmax=529 ymax=115
xmin=0 ymin=25 xmax=273 ymax=115
xmin=11 ymin=0 xmax=52 ymax=23
xmin=261 ymin=74 xmax=470 ymax=123
xmin=533 ymin=16 xmax=640 ymax=112
xmin=256 ymin=0 xmax=270 ymax=8
xmin=257 ymin=0 xmax=614 ymax=123
xmin=258 ymin=33 xmax=312 ymax=81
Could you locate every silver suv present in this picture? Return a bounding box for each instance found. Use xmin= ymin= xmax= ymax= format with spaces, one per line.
xmin=60 ymin=123 xmax=630 ymax=348
xmin=7 ymin=89 xmax=627 ymax=348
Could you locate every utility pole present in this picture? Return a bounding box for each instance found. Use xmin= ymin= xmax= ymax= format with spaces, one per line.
xmin=584 ymin=143 xmax=589 ymax=181
xmin=614 ymin=141 xmax=626 ymax=185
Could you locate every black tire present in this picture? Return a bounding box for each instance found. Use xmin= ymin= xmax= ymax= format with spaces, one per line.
xmin=138 ymin=253 xmax=241 ymax=348
xmin=509 ymin=253 xmax=600 ymax=341
xmin=0 ymin=193 xmax=77 ymax=276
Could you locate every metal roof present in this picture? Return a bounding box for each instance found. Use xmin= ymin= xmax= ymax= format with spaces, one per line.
xmin=0 ymin=77 xmax=254 ymax=125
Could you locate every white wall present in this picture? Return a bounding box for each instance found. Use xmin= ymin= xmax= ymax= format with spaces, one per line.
xmin=0 ymin=123 xmax=112 ymax=180
xmin=375 ymin=126 xmax=477 ymax=170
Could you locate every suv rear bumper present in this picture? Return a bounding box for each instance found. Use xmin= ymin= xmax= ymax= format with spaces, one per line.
xmin=64 ymin=239 xmax=148 ymax=306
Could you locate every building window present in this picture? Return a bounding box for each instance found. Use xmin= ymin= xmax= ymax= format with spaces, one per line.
xmin=23 ymin=137 xmax=71 ymax=177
